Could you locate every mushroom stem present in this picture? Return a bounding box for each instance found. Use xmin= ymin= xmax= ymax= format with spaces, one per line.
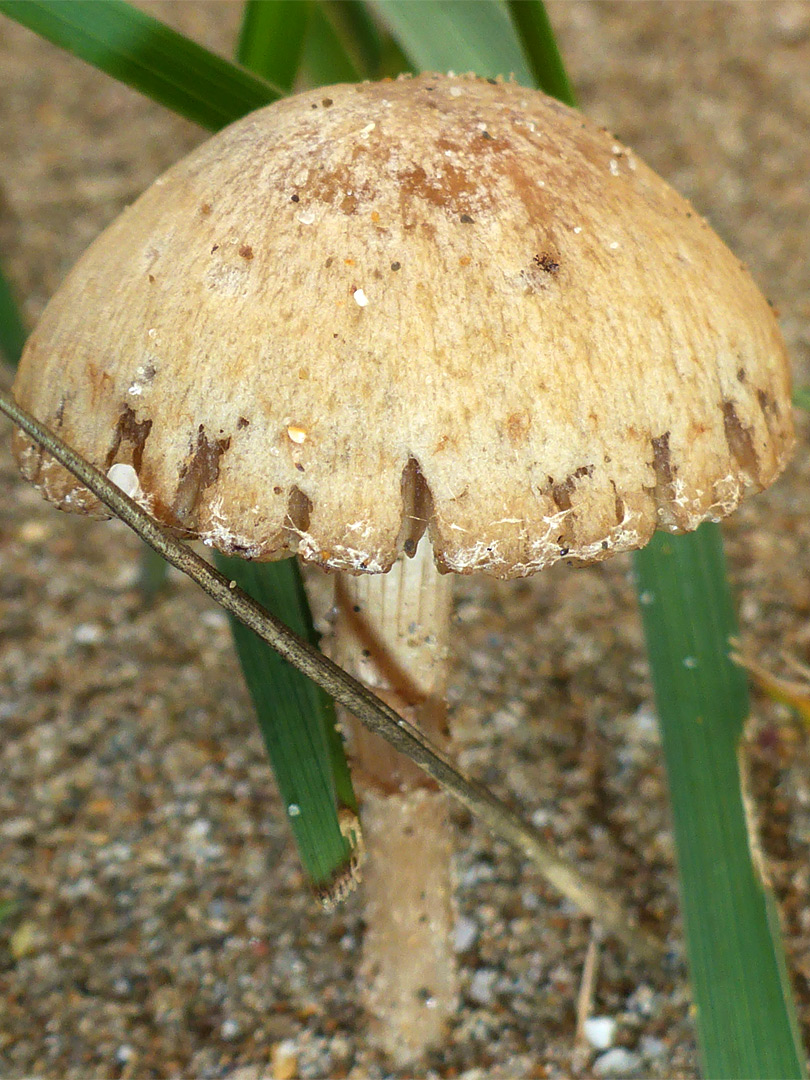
xmin=331 ymin=535 xmax=457 ymax=1063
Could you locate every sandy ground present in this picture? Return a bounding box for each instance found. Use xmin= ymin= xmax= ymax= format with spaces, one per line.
xmin=1 ymin=2 xmax=809 ymax=1077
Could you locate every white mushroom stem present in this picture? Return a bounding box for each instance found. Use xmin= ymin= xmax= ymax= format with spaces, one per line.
xmin=330 ymin=534 xmax=457 ymax=1064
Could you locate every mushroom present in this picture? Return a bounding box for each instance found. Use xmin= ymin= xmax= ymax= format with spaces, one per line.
xmin=11 ymin=73 xmax=793 ymax=1063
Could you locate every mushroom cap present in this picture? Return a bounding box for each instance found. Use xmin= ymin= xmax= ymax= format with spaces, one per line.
xmin=13 ymin=73 xmax=793 ymax=578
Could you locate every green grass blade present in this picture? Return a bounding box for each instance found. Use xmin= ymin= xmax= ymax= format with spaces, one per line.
xmin=319 ymin=0 xmax=383 ymax=78
xmin=506 ymin=0 xmax=575 ymax=104
xmin=635 ymin=528 xmax=805 ymax=1078
xmin=376 ymin=31 xmax=412 ymax=81
xmin=793 ymin=385 xmax=810 ymax=411
xmin=215 ymin=553 xmax=357 ymax=894
xmin=237 ymin=0 xmax=309 ymax=94
xmin=311 ymin=1 xmax=411 ymax=84
xmin=298 ymin=2 xmax=362 ymax=86
xmin=0 ymin=261 xmax=26 ymax=368
xmin=0 ymin=0 xmax=282 ymax=131
xmin=372 ymin=0 xmax=532 ymax=83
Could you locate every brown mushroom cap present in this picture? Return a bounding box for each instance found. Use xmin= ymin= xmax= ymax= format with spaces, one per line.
xmin=13 ymin=73 xmax=793 ymax=577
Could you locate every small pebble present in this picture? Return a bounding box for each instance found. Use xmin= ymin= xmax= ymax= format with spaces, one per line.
xmin=453 ymin=916 xmax=479 ymax=953
xmin=468 ymin=967 xmax=498 ymax=1005
xmin=271 ymin=1038 xmax=299 ymax=1080
xmin=583 ymin=1015 xmax=617 ymax=1050
xmin=492 ymin=707 xmax=520 ymax=732
xmin=105 ymin=842 xmax=132 ymax=862
xmin=10 ymin=921 xmax=38 ymax=960
xmin=521 ymin=888 xmax=542 ymax=911
xmin=186 ymin=819 xmax=211 ymax=839
xmin=1 ymin=817 xmax=36 ymax=840
xmin=626 ymin=983 xmax=656 ymax=1017
xmin=19 ymin=520 xmax=48 ymax=543
xmin=593 ymin=1047 xmax=643 ymax=1076
xmin=639 ymin=1034 xmax=668 ymax=1059
xmin=629 ymin=702 xmax=658 ymax=738
xmin=74 ymin=622 xmax=103 ymax=645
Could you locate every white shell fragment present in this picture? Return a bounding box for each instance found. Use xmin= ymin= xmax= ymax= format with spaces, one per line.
xmin=13 ymin=73 xmax=793 ymax=578
xmin=106 ymin=463 xmax=142 ymax=499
